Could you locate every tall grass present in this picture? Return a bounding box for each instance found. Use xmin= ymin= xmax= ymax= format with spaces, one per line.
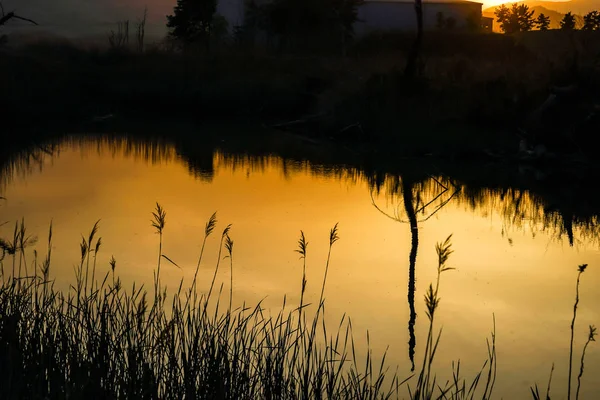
xmin=568 ymin=264 xmax=588 ymax=400
xmin=408 ymin=235 xmax=497 ymax=400
xmin=566 ymin=264 xmax=597 ymax=400
xmin=531 ymin=263 xmax=597 ymax=400
xmin=0 ymin=206 xmax=405 ymax=399
xmin=576 ymin=325 xmax=597 ymax=400
xmin=2 ymin=204 xmax=594 ymax=399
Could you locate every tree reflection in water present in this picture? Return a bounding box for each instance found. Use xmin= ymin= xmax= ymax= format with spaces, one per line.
xmin=371 ymin=176 xmax=460 ymax=371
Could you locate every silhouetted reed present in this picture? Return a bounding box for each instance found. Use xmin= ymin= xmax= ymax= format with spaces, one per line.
xmin=530 ymin=363 xmax=554 ymax=400
xmin=408 ymin=235 xmax=497 ymax=400
xmin=576 ymin=326 xmax=597 ymax=400
xmin=2 ymin=204 xmax=594 ymax=399
xmin=0 ymin=206 xmax=404 ymax=399
xmin=567 ymin=264 xmax=593 ymax=400
xmin=531 ymin=263 xmax=596 ymax=400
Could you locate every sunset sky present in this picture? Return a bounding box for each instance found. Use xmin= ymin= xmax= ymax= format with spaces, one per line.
xmin=0 ymin=0 xmax=582 ymax=38
xmin=2 ymin=0 xmax=576 ymax=21
xmin=481 ymin=0 xmax=566 ymax=7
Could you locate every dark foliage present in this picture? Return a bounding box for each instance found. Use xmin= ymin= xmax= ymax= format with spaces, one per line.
xmin=582 ymin=11 xmax=600 ymax=31
xmin=244 ymin=0 xmax=363 ymax=52
xmin=560 ymin=12 xmax=577 ymax=31
xmin=495 ymin=4 xmax=535 ymax=34
xmin=535 ymin=13 xmax=551 ymax=31
xmin=166 ymin=0 xmax=218 ymax=45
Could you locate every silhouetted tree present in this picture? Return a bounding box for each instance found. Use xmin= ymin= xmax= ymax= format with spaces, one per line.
xmin=404 ymin=0 xmax=424 ymax=78
xmin=494 ymin=4 xmax=535 ymax=34
xmin=108 ymin=20 xmax=130 ymax=50
xmin=0 ymin=0 xmax=37 ymax=46
xmin=136 ymin=7 xmax=148 ymax=52
xmin=331 ymin=0 xmax=364 ymax=37
xmin=583 ymin=10 xmax=600 ymax=30
xmin=273 ymin=0 xmax=364 ymax=39
xmin=560 ymin=12 xmax=577 ymax=30
xmin=166 ymin=0 xmax=218 ymax=46
xmin=494 ymin=4 xmax=510 ymax=30
xmin=536 ymin=13 xmax=551 ymax=31
xmin=252 ymin=0 xmax=362 ymax=53
xmin=331 ymin=0 xmax=364 ymax=56
xmin=401 ymin=179 xmax=419 ymax=373
xmin=371 ymin=177 xmax=460 ymax=371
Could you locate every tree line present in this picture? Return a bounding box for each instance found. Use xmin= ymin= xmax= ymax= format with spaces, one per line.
xmin=167 ymin=0 xmax=364 ymax=49
xmin=495 ymin=4 xmax=600 ymax=33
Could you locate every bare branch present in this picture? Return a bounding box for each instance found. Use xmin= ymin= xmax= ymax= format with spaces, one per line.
xmin=370 ymin=177 xmax=461 ymax=224
xmin=11 ymin=14 xmax=38 ymax=25
xmin=0 ymin=11 xmax=38 ymax=27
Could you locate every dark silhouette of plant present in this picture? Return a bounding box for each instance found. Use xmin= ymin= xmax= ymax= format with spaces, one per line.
xmin=166 ymin=0 xmax=218 ymax=46
xmin=494 ymin=4 xmax=510 ymax=29
xmin=582 ymin=10 xmax=600 ymax=30
xmin=536 ymin=13 xmax=551 ymax=31
xmin=560 ymin=12 xmax=577 ymax=30
xmin=254 ymin=0 xmax=363 ymax=53
xmin=151 ymin=202 xmax=166 ymax=296
xmin=529 ymin=264 xmax=597 ymax=400
xmin=136 ymin=7 xmax=148 ymax=52
xmin=330 ymin=0 xmax=364 ymax=39
xmin=567 ymin=264 xmax=588 ymax=400
xmin=0 ymin=213 xmax=401 ymax=399
xmin=402 ymin=179 xmax=419 ymax=372
xmin=576 ymin=325 xmax=597 ymax=400
xmin=411 ymin=235 xmax=455 ymax=399
xmin=371 ymin=177 xmax=460 ymax=371
xmin=405 ymin=0 xmax=424 ymax=78
xmin=530 ymin=364 xmax=554 ymax=400
xmin=108 ymin=20 xmax=130 ymax=50
xmin=0 ymin=1 xmax=37 ymax=27
xmin=495 ymin=3 xmax=535 ymax=33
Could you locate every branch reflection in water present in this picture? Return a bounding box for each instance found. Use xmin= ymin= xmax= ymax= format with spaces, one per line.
xmin=370 ymin=175 xmax=460 ymax=371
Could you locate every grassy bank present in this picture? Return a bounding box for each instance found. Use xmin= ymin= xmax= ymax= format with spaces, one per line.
xmin=2 ymin=30 xmax=599 ymax=157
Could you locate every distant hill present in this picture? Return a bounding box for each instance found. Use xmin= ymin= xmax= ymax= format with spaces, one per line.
xmin=483 ymin=2 xmax=587 ymax=32
xmin=516 ymin=0 xmax=599 ymax=15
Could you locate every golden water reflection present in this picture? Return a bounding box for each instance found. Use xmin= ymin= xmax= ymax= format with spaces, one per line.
xmin=1 ymin=136 xmax=599 ymax=399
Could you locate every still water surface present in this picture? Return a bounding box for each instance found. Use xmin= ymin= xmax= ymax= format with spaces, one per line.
xmin=1 ymin=134 xmax=599 ymax=398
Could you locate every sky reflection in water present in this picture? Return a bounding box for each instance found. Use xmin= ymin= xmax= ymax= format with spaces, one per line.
xmin=1 ymin=136 xmax=599 ymax=399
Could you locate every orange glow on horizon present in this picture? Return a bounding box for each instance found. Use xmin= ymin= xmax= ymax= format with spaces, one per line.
xmin=481 ymin=0 xmax=572 ymax=9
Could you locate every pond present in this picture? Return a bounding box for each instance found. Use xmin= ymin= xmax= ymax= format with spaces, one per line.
xmin=1 ymin=127 xmax=599 ymax=399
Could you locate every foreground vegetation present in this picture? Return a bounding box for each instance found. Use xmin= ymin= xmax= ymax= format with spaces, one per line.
xmin=0 ymin=205 xmax=458 ymax=399
xmin=0 ymin=203 xmax=596 ymax=399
